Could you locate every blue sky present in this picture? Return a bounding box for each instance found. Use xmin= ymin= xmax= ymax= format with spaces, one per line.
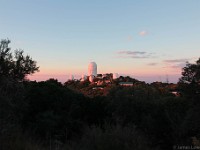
xmin=0 ymin=0 xmax=200 ymax=82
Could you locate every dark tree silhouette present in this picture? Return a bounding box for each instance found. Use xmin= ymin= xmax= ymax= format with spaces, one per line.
xmin=179 ymin=58 xmax=200 ymax=84
xmin=178 ymin=58 xmax=200 ymax=145
xmin=0 ymin=39 xmax=39 ymax=81
xmin=179 ymin=58 xmax=200 ymax=97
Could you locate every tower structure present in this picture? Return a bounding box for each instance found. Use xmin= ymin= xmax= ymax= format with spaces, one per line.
xmin=88 ymin=62 xmax=97 ymax=77
xmin=69 ymin=74 xmax=74 ymax=80
xmin=88 ymin=62 xmax=97 ymax=82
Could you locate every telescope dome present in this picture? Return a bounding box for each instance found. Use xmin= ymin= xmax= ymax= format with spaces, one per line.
xmin=88 ymin=62 xmax=97 ymax=77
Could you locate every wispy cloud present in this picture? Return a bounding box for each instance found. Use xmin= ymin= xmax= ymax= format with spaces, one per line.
xmin=170 ymin=63 xmax=186 ymax=69
xmin=117 ymin=50 xmax=155 ymax=58
xmin=118 ymin=51 xmax=146 ymax=55
xmin=139 ymin=30 xmax=148 ymax=36
xmin=147 ymin=63 xmax=158 ymax=66
xmin=163 ymin=58 xmax=189 ymax=69
xmin=163 ymin=59 xmax=189 ymax=63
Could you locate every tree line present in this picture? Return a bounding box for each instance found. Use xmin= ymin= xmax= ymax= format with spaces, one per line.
xmin=0 ymin=39 xmax=200 ymax=150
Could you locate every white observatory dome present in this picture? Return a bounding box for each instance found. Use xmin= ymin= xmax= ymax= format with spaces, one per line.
xmin=113 ymin=73 xmax=119 ymax=79
xmin=88 ymin=62 xmax=97 ymax=77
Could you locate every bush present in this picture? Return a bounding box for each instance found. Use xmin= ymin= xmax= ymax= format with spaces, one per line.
xmin=65 ymin=124 xmax=158 ymax=150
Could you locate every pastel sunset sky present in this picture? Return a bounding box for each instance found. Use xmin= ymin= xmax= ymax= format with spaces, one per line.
xmin=0 ymin=0 xmax=199 ymax=83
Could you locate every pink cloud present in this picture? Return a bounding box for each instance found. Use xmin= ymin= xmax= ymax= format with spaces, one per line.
xmin=163 ymin=59 xmax=189 ymax=63
xmin=139 ymin=30 xmax=148 ymax=36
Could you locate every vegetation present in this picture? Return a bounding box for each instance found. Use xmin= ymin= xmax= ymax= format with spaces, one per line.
xmin=0 ymin=39 xmax=39 ymax=81
xmin=0 ymin=39 xmax=200 ymax=150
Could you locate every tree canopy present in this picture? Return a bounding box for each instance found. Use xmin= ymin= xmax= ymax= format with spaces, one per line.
xmin=0 ymin=39 xmax=39 ymax=81
xmin=179 ymin=58 xmax=200 ymax=97
xmin=179 ymin=58 xmax=200 ymax=84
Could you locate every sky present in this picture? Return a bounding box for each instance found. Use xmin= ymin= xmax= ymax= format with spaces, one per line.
xmin=0 ymin=0 xmax=200 ymax=83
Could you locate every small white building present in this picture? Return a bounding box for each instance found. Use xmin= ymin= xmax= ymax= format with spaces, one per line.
xmin=81 ymin=74 xmax=87 ymax=81
xmin=89 ymin=75 xmax=95 ymax=82
xmin=113 ymin=73 xmax=119 ymax=79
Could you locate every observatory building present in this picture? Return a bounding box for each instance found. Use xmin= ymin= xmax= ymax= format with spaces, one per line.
xmin=113 ymin=73 xmax=119 ymax=79
xmin=88 ymin=62 xmax=97 ymax=82
xmin=88 ymin=62 xmax=97 ymax=77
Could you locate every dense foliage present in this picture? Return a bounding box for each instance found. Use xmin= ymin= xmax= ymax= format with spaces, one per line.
xmin=0 ymin=40 xmax=200 ymax=150
xmin=0 ymin=39 xmax=39 ymax=81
